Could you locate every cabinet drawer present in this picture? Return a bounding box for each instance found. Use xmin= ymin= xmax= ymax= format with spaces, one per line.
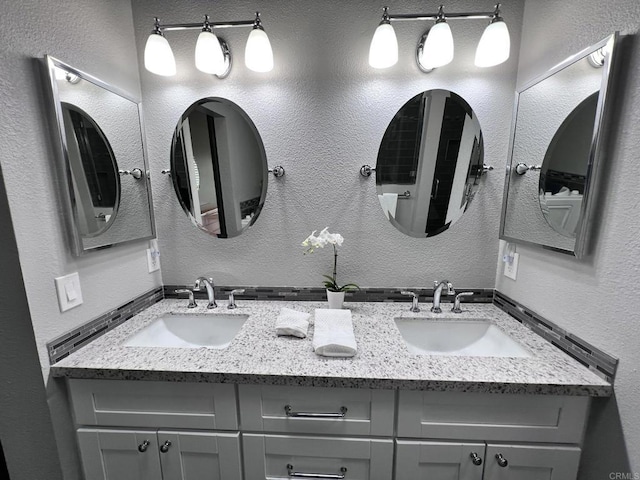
xmin=69 ymin=379 xmax=237 ymax=430
xmin=243 ymin=434 xmax=393 ymax=480
xmin=397 ymin=391 xmax=589 ymax=444
xmin=238 ymin=384 xmax=394 ymax=436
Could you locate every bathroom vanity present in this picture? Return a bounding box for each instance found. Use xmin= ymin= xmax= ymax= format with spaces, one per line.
xmin=52 ymin=300 xmax=610 ymax=480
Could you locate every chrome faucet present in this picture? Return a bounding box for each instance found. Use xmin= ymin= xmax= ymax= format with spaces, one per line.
xmin=194 ymin=277 xmax=217 ymax=309
xmin=431 ymin=280 xmax=455 ymax=313
xmin=175 ymin=289 xmax=197 ymax=308
xmin=227 ymin=289 xmax=245 ymax=309
xmin=401 ymin=291 xmax=420 ymax=313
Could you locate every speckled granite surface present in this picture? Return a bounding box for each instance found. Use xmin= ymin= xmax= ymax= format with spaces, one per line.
xmin=50 ymin=300 xmax=611 ymax=396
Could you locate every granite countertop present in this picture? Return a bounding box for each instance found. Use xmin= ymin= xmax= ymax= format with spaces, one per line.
xmin=51 ymin=299 xmax=612 ymax=396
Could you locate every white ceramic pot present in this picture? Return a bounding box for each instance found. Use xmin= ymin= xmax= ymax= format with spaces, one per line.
xmin=326 ymin=290 xmax=345 ymax=309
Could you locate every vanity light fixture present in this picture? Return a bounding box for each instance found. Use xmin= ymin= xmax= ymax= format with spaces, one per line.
xmin=144 ymin=12 xmax=273 ymax=78
xmin=369 ymin=3 xmax=511 ymax=72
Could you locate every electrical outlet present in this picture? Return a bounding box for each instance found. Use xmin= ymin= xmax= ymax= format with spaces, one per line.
xmin=504 ymin=253 xmax=519 ymax=280
xmin=147 ymin=248 xmax=160 ymax=273
xmin=147 ymin=240 xmax=160 ymax=273
xmin=55 ymin=272 xmax=83 ymax=312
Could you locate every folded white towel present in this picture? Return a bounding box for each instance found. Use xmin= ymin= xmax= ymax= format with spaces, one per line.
xmin=312 ymin=309 xmax=357 ymax=357
xmin=275 ymin=307 xmax=311 ymax=338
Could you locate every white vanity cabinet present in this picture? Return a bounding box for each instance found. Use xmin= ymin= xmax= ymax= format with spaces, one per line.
xmin=394 ymin=391 xmax=589 ymax=480
xmin=68 ymin=380 xmax=242 ymax=480
xmin=67 ymin=380 xmax=591 ymax=480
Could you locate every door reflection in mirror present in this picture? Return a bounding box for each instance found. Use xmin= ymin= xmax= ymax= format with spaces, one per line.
xmin=376 ymin=89 xmax=484 ymax=237
xmin=171 ymin=98 xmax=268 ymax=238
xmin=539 ymin=93 xmax=598 ymax=238
xmin=61 ymin=103 xmax=120 ymax=237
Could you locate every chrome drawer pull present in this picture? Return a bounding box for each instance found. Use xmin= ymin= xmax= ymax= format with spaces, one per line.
xmin=287 ymin=464 xmax=347 ymax=479
xmin=284 ymin=405 xmax=347 ymax=418
xmin=470 ymin=452 xmax=482 ymax=466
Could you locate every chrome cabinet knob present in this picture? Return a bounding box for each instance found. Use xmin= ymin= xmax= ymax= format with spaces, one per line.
xmin=495 ymin=453 xmax=508 ymax=467
xmin=470 ymin=452 xmax=482 ymax=466
xmin=160 ymin=440 xmax=171 ymax=453
xmin=137 ymin=440 xmax=150 ymax=453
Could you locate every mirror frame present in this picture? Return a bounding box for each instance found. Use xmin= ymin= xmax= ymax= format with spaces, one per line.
xmin=499 ymin=33 xmax=618 ymax=258
xmin=43 ymin=55 xmax=156 ymax=255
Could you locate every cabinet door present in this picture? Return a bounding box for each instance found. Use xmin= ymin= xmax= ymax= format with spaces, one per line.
xmin=395 ymin=440 xmax=485 ymax=480
xmin=77 ymin=428 xmax=161 ymax=480
xmin=158 ymin=431 xmax=242 ymax=480
xmin=243 ymin=433 xmax=393 ymax=480
xmin=484 ymin=444 xmax=581 ymax=480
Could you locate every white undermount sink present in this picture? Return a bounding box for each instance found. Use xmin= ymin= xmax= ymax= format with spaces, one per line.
xmin=394 ymin=318 xmax=531 ymax=357
xmin=123 ymin=313 xmax=248 ymax=349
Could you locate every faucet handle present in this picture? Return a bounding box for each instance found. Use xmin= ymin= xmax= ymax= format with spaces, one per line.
xmin=228 ymin=289 xmax=245 ymax=310
xmin=401 ymin=291 xmax=420 ymax=313
xmin=452 ymin=292 xmax=474 ymax=313
xmin=175 ymin=289 xmax=197 ymax=308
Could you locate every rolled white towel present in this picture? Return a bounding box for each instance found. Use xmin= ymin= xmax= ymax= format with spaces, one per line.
xmin=313 ymin=309 xmax=357 ymax=357
xmin=275 ymin=307 xmax=311 ymax=338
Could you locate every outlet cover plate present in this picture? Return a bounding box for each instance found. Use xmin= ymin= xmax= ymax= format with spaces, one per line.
xmin=504 ymin=253 xmax=519 ymax=280
xmin=55 ymin=272 xmax=83 ymax=312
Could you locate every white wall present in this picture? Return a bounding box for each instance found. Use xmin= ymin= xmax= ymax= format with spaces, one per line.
xmin=496 ymin=0 xmax=640 ymax=475
xmin=132 ymin=0 xmax=523 ymax=289
xmin=0 ymin=0 xmax=162 ymax=376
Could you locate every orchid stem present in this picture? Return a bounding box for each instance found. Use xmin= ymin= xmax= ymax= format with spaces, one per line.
xmin=333 ymin=244 xmax=338 ymax=288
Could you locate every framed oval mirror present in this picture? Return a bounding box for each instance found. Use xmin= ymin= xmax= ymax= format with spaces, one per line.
xmin=61 ymin=102 xmax=120 ymax=237
xmin=171 ymin=98 xmax=268 ymax=238
xmin=375 ymin=89 xmax=485 ymax=237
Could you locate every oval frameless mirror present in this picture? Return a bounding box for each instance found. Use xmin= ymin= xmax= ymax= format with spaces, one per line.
xmin=171 ymin=98 xmax=268 ymax=238
xmin=376 ymin=89 xmax=484 ymax=237
xmin=61 ymin=102 xmax=120 ymax=236
xmin=538 ymin=92 xmax=598 ymax=238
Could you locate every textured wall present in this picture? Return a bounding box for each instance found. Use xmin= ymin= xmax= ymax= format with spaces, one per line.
xmin=132 ymin=0 xmax=524 ymax=290
xmin=0 ymin=0 xmax=162 ymax=375
xmin=497 ymin=0 xmax=640 ymax=475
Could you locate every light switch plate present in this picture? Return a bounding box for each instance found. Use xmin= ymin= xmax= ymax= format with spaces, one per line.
xmin=504 ymin=253 xmax=519 ymax=280
xmin=55 ymin=272 xmax=83 ymax=312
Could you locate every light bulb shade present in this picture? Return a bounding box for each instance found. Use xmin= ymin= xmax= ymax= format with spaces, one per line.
xmin=195 ymin=30 xmax=226 ymax=74
xmin=144 ymin=33 xmax=176 ymax=76
xmin=245 ymin=27 xmax=273 ymax=72
xmin=419 ymin=22 xmax=454 ymax=69
xmin=475 ymin=20 xmax=510 ymax=67
xmin=369 ymin=22 xmax=398 ymax=69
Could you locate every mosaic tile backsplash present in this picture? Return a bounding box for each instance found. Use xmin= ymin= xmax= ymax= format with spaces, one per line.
xmin=493 ymin=291 xmax=618 ymax=382
xmin=163 ymin=285 xmax=495 ymax=304
xmin=47 ymin=287 xmax=164 ymax=364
